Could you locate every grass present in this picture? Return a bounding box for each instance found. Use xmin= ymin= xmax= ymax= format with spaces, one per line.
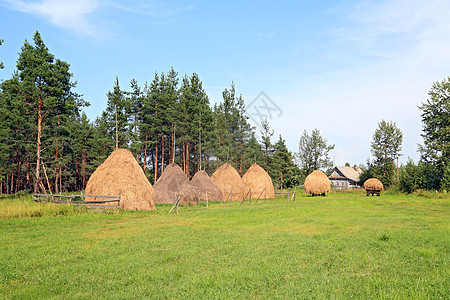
xmin=0 ymin=191 xmax=449 ymax=299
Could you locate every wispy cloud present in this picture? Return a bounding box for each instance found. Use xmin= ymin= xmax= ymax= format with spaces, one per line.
xmin=0 ymin=0 xmax=195 ymax=38
xmin=332 ymin=0 xmax=450 ymax=58
xmin=1 ymin=0 xmax=100 ymax=37
xmin=110 ymin=1 xmax=195 ymax=17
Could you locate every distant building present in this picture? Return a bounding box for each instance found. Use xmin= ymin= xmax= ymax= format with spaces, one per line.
xmin=328 ymin=166 xmax=362 ymax=189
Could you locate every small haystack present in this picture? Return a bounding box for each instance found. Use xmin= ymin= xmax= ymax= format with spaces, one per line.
xmin=364 ymin=178 xmax=383 ymax=196
xmin=304 ymin=170 xmax=331 ymax=196
xmin=242 ymin=163 xmax=275 ymax=199
xmin=211 ymin=163 xmax=244 ymax=202
xmin=154 ymin=163 xmax=200 ymax=205
xmin=191 ymin=170 xmax=223 ymax=202
xmin=85 ymin=148 xmax=155 ymax=210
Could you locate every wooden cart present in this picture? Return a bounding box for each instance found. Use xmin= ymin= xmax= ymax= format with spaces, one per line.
xmin=366 ymin=189 xmax=381 ymax=196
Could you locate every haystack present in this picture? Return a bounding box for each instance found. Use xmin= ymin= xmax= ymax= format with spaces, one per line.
xmin=191 ymin=170 xmax=223 ymax=202
xmin=364 ymin=178 xmax=383 ymax=191
xmin=304 ymin=170 xmax=331 ymax=196
xmin=242 ymin=163 xmax=275 ymax=199
xmin=154 ymin=163 xmax=200 ymax=205
xmin=85 ymin=148 xmax=155 ymax=210
xmin=211 ymin=163 xmax=244 ymax=202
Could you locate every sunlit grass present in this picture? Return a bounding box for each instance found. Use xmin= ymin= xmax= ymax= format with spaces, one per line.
xmin=0 ymin=191 xmax=448 ymax=298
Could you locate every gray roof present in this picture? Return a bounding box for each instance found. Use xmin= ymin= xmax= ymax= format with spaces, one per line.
xmin=328 ymin=166 xmax=362 ymax=182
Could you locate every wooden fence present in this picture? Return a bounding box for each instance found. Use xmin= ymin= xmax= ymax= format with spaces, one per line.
xmin=33 ymin=193 xmax=121 ymax=210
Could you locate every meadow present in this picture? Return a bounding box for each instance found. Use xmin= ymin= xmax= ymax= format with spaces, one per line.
xmin=0 ymin=191 xmax=448 ymax=299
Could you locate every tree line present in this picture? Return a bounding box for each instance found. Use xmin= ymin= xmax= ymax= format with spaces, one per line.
xmin=0 ymin=31 xmax=299 ymax=195
xmin=358 ymin=77 xmax=449 ymax=192
xmin=0 ymin=32 xmax=448 ymax=195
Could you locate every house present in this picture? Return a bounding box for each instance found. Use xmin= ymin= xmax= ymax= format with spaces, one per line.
xmin=328 ymin=166 xmax=362 ymax=189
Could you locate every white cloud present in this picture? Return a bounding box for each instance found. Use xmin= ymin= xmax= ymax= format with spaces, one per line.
xmin=252 ymin=0 xmax=450 ymax=166
xmin=110 ymin=1 xmax=195 ymax=17
xmin=1 ymin=0 xmax=100 ymax=37
xmin=0 ymin=0 xmax=195 ymax=38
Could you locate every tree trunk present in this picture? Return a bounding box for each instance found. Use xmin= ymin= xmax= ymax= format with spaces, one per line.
xmin=82 ymin=150 xmax=87 ymax=189
xmin=34 ymin=98 xmax=43 ymax=194
xmin=169 ymin=131 xmax=173 ymax=165
xmin=154 ymin=144 xmax=158 ymax=181
xmin=59 ymin=166 xmax=62 ymax=193
xmin=135 ymin=113 xmax=138 ymax=161
xmin=26 ymin=161 xmax=30 ymax=191
xmin=186 ymin=141 xmax=190 ymax=177
xmin=183 ymin=141 xmax=186 ymax=174
xmin=10 ymin=173 xmax=14 ymax=194
xmin=161 ymin=135 xmax=165 ymax=174
xmin=143 ymin=134 xmax=148 ymax=171
xmin=54 ymin=115 xmax=60 ymax=193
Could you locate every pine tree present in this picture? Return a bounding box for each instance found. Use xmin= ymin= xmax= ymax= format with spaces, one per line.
xmin=271 ymin=135 xmax=300 ymax=189
xmin=128 ymin=78 xmax=143 ymax=160
xmin=178 ymin=73 xmax=213 ymax=176
xmin=260 ymin=118 xmax=274 ymax=169
xmin=15 ymin=31 xmax=85 ymax=194
xmin=102 ymin=76 xmax=132 ymax=149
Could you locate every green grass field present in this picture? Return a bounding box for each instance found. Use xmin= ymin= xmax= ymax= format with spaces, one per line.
xmin=1 ymin=191 xmax=449 ymax=299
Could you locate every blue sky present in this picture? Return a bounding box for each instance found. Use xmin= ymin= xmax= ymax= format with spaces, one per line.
xmin=1 ymin=0 xmax=449 ymax=166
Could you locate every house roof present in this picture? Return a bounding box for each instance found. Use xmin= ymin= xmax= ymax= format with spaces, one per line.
xmin=328 ymin=166 xmax=362 ymax=183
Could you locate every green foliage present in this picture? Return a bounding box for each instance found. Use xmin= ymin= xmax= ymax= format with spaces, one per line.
xmin=260 ymin=118 xmax=274 ymax=167
xmin=213 ymin=82 xmax=253 ymax=174
xmin=418 ymin=76 xmax=450 ymax=191
xmin=0 ymin=38 xmax=4 ymax=69
xmin=0 ymin=31 xmax=87 ymax=194
xmin=101 ymin=76 xmax=131 ymax=149
xmin=297 ymin=128 xmax=335 ymax=176
xmin=369 ymin=120 xmax=403 ymax=187
xmin=270 ymin=135 xmax=301 ymax=188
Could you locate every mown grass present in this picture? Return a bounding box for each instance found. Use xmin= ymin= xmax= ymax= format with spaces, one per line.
xmin=0 ymin=191 xmax=448 ymax=299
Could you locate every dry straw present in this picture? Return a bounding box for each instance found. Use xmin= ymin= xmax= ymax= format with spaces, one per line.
xmin=211 ymin=163 xmax=245 ymax=202
xmin=364 ymin=178 xmax=384 ymax=191
xmin=242 ymin=163 xmax=275 ymax=199
xmin=85 ymin=148 xmax=155 ymax=210
xmin=191 ymin=170 xmax=223 ymax=202
xmin=304 ymin=170 xmax=331 ymax=196
xmin=153 ymin=163 xmax=200 ymax=205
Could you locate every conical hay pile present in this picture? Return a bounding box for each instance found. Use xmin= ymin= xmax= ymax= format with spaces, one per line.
xmin=211 ymin=163 xmax=244 ymax=202
xmin=191 ymin=170 xmax=223 ymax=202
xmin=85 ymin=148 xmax=155 ymax=210
xmin=242 ymin=163 xmax=275 ymax=199
xmin=364 ymin=178 xmax=384 ymax=191
xmin=304 ymin=170 xmax=331 ymax=195
xmin=154 ymin=163 xmax=200 ymax=205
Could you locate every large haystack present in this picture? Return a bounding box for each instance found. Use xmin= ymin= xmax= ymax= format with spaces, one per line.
xmin=154 ymin=163 xmax=200 ymax=205
xmin=191 ymin=170 xmax=223 ymax=202
xmin=85 ymin=148 xmax=155 ymax=210
xmin=242 ymin=163 xmax=275 ymax=199
xmin=304 ymin=170 xmax=331 ymax=196
xmin=211 ymin=163 xmax=244 ymax=202
xmin=364 ymin=178 xmax=383 ymax=194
